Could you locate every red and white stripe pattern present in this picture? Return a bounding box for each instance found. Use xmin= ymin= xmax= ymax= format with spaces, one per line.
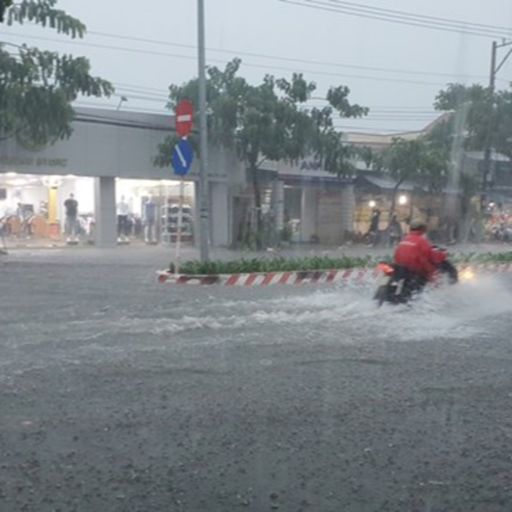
xmin=158 ymin=268 xmax=379 ymax=286
xmin=157 ymin=261 xmax=512 ymax=287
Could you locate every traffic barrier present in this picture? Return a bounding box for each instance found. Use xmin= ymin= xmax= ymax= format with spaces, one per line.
xmin=156 ymin=262 xmax=512 ymax=286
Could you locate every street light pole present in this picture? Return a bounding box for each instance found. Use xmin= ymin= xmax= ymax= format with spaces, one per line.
xmin=482 ymin=40 xmax=512 ymax=197
xmin=197 ymin=0 xmax=210 ymax=262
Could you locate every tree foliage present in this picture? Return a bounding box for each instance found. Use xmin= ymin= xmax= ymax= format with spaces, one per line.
xmin=0 ymin=0 xmax=113 ymax=147
xmin=377 ymin=136 xmax=450 ymax=219
xmin=157 ymin=59 xmax=367 ymax=247
xmin=379 ymin=138 xmax=424 ymax=187
xmin=0 ymin=0 xmax=13 ymax=22
xmin=435 ymin=82 xmax=512 ymax=158
xmin=157 ymin=59 xmax=367 ymax=245
xmin=158 ymin=59 xmax=367 ymax=171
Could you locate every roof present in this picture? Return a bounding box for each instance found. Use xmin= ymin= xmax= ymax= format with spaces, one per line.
xmin=464 ymin=150 xmax=511 ymax=162
xmin=73 ymin=106 xmax=173 ymax=131
xmin=356 ymin=174 xmax=417 ymax=191
xmin=344 ymin=130 xmax=421 ymax=148
xmin=344 ymin=112 xmax=452 ymax=148
xmin=356 ymin=174 xmax=460 ymax=195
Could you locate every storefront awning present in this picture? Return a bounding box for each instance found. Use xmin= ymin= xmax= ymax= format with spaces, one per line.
xmin=356 ymin=175 xmax=416 ymax=192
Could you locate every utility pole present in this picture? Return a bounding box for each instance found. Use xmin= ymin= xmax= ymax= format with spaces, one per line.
xmin=482 ymin=40 xmax=512 ymax=200
xmin=197 ymin=0 xmax=210 ymax=262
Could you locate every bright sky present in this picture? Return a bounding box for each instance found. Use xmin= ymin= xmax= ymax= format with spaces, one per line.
xmin=2 ymin=0 xmax=512 ymax=133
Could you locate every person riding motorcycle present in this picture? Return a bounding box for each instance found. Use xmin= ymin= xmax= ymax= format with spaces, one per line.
xmin=393 ymin=221 xmax=446 ymax=285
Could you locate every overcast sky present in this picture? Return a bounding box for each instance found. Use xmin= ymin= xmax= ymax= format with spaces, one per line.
xmin=2 ymin=0 xmax=512 ymax=133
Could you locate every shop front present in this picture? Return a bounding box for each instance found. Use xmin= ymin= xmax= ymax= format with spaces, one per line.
xmin=0 ymin=173 xmax=95 ymax=241
xmin=275 ymin=159 xmax=356 ymax=245
xmin=354 ymin=173 xmax=455 ymax=243
xmin=0 ymin=107 xmax=242 ymax=247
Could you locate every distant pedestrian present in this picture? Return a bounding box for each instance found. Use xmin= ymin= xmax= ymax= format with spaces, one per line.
xmin=64 ymin=193 xmax=79 ymax=240
xmin=143 ymin=196 xmax=158 ymax=243
xmin=367 ymin=208 xmax=381 ymax=246
xmin=117 ymin=196 xmax=131 ymax=241
xmin=388 ymin=214 xmax=402 ymax=246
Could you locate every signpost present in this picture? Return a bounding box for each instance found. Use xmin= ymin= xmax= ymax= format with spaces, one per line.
xmin=172 ymin=104 xmax=195 ymax=273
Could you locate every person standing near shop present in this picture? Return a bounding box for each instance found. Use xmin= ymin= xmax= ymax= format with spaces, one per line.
xmin=116 ymin=195 xmax=131 ymax=242
xmin=64 ymin=193 xmax=79 ymax=241
xmin=367 ymin=207 xmax=381 ymax=246
xmin=143 ymin=196 xmax=158 ymax=244
xmin=388 ymin=213 xmax=403 ymax=246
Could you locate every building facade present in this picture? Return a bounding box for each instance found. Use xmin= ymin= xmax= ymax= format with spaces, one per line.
xmin=0 ymin=107 xmax=245 ymax=247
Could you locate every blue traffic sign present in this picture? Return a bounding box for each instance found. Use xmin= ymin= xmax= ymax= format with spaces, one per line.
xmin=171 ymin=138 xmax=194 ymax=176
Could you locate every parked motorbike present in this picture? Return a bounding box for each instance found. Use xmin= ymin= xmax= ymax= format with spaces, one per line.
xmin=374 ymin=248 xmax=458 ymax=306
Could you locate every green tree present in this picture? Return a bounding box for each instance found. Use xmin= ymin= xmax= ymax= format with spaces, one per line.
xmin=435 ymin=83 xmax=493 ymax=151
xmin=419 ymin=121 xmax=451 ymax=197
xmin=0 ymin=0 xmax=113 ymax=147
xmin=435 ymin=83 xmax=512 ymax=158
xmin=0 ymin=1 xmax=13 ymax=22
xmin=432 ymin=84 xmax=512 ymax=239
xmin=378 ymin=138 xmax=425 ymax=219
xmin=157 ymin=58 xmax=367 ymax=248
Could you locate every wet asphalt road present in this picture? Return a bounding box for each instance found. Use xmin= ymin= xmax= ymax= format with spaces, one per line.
xmin=1 ymin=248 xmax=512 ymax=512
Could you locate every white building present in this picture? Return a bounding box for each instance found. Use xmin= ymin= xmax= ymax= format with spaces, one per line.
xmin=0 ymin=107 xmax=244 ymax=247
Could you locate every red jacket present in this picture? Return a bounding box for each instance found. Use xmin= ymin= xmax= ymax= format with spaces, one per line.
xmin=394 ymin=231 xmax=445 ymax=279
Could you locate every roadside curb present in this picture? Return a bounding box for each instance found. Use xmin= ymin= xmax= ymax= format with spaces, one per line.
xmin=157 ymin=268 xmax=378 ymax=286
xmin=156 ymin=262 xmax=512 ymax=286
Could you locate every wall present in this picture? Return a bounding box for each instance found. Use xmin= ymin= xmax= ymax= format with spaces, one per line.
xmin=0 ymin=107 xmax=245 ymax=185
xmin=0 ymin=107 xmax=246 ymax=247
xmin=317 ymin=190 xmax=344 ymax=245
xmin=300 ymin=187 xmax=318 ymax=242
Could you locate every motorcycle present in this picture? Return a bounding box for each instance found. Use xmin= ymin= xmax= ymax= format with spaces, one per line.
xmin=374 ymin=248 xmax=458 ymax=306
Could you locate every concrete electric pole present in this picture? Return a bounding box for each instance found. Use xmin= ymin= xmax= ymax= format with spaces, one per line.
xmin=197 ymin=0 xmax=210 ymax=262
xmin=482 ymin=40 xmax=512 ymax=198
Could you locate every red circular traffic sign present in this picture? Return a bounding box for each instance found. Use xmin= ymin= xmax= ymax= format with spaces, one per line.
xmin=175 ymin=99 xmax=194 ymax=138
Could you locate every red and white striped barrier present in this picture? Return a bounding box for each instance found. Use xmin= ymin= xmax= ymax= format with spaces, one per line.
xmin=157 ymin=268 xmax=378 ymax=286
xmin=157 ymin=262 xmax=512 ymax=287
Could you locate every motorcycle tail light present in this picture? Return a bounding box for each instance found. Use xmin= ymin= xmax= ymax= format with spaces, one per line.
xmin=377 ymin=263 xmax=395 ymax=276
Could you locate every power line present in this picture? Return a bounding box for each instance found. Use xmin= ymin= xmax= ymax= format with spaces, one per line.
xmin=111 ymin=86 xmax=441 ymax=116
xmin=1 ymin=54 xmax=440 ymax=115
xmin=87 ymin=29 xmax=489 ymax=81
xmin=110 ymin=85 xmax=439 ymax=113
xmin=7 ymin=24 xmax=489 ymax=80
xmin=9 ymin=21 xmax=496 ymax=80
xmin=72 ymin=103 xmax=431 ymax=135
xmin=321 ymin=0 xmax=512 ymax=35
xmin=74 ymin=101 xmax=168 ymax=116
xmin=73 ymin=100 xmax=431 ymax=129
xmin=114 ymin=86 xmax=168 ymax=99
xmin=112 ymin=91 xmax=168 ymax=104
xmin=0 ymin=31 xmax=450 ymax=87
xmin=113 ymin=81 xmax=169 ymax=94
xmin=334 ymin=124 xmax=421 ymax=133
xmin=366 ymin=114 xmax=437 ymax=118
xmin=79 ymin=95 xmax=438 ymax=120
xmin=280 ymin=0 xmax=509 ymax=38
xmin=8 ymin=24 xmax=489 ymax=80
xmin=279 ymin=0 xmax=512 ymax=39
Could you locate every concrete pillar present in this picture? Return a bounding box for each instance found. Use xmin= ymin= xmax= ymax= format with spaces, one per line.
xmin=210 ymin=181 xmax=229 ymax=246
xmin=275 ymin=181 xmax=285 ymax=232
xmin=340 ymin=184 xmax=356 ymax=239
xmin=47 ymin=186 xmax=60 ymax=240
xmin=300 ymin=186 xmax=318 ymax=243
xmin=193 ymin=181 xmax=200 ymax=248
xmin=94 ymin=177 xmax=117 ymax=248
xmin=48 ymin=187 xmax=58 ymax=224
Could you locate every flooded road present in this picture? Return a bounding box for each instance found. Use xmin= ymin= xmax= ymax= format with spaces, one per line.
xmin=1 ymin=249 xmax=512 ymax=511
